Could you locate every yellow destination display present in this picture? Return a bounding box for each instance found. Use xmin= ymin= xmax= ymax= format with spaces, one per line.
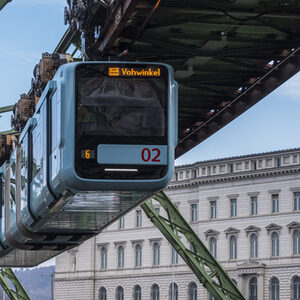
xmin=109 ymin=67 xmax=161 ymax=77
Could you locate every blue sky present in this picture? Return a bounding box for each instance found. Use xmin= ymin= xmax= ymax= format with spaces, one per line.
xmin=1 ymin=0 xmax=300 ymax=167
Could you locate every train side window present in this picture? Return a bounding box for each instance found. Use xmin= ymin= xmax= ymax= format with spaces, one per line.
xmin=32 ymin=120 xmax=42 ymax=179
xmin=0 ymin=177 xmax=3 ymax=218
xmin=51 ymin=90 xmax=61 ymax=153
xmin=20 ymin=134 xmax=28 ymax=211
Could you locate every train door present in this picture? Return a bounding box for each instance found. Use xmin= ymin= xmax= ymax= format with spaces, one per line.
xmin=49 ymin=87 xmax=61 ymax=188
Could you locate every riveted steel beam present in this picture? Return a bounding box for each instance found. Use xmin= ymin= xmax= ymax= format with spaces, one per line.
xmin=0 ymin=0 xmax=11 ymax=11
xmin=54 ymin=27 xmax=81 ymax=54
xmin=0 ymin=268 xmax=30 ymax=300
xmin=0 ymin=105 xmax=14 ymax=114
xmin=141 ymin=192 xmax=245 ymax=300
xmin=175 ymin=48 xmax=300 ymax=157
xmin=96 ymin=0 xmax=140 ymax=52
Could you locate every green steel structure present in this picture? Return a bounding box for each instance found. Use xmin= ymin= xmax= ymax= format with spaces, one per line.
xmin=141 ymin=192 xmax=245 ymax=300
xmin=0 ymin=0 xmax=11 ymax=11
xmin=0 ymin=105 xmax=14 ymax=114
xmin=0 ymin=268 xmax=30 ymax=300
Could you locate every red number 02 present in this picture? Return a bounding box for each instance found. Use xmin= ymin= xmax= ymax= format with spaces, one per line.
xmin=141 ymin=148 xmax=161 ymax=162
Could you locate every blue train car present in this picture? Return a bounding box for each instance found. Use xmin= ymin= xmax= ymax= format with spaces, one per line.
xmin=0 ymin=62 xmax=177 ymax=266
xmin=0 ymin=148 xmax=86 ymax=266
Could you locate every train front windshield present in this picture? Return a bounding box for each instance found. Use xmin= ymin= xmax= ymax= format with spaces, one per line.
xmin=75 ymin=64 xmax=169 ymax=180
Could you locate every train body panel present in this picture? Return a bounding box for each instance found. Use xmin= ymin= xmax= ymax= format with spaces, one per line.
xmin=0 ymin=62 xmax=178 ymax=266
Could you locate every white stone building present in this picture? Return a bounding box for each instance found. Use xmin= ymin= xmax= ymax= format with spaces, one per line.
xmin=54 ymin=148 xmax=300 ymax=300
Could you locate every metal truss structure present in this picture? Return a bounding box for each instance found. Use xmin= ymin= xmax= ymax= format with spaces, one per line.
xmin=142 ymin=192 xmax=245 ymax=300
xmin=59 ymin=0 xmax=300 ymax=159
xmin=0 ymin=0 xmax=11 ymax=11
xmin=0 ymin=268 xmax=30 ymax=300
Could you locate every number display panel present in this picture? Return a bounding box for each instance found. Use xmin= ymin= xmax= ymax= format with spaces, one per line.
xmin=97 ymin=145 xmax=167 ymax=165
xmin=75 ymin=63 xmax=169 ymax=180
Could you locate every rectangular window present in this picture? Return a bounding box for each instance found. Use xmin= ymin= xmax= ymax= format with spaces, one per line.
xmin=277 ymin=158 xmax=281 ymax=167
xmin=155 ymin=207 xmax=160 ymax=214
xmin=100 ymin=247 xmax=107 ymax=269
xmin=191 ymin=203 xmax=198 ymax=222
xmin=230 ymin=199 xmax=237 ymax=217
xmin=32 ymin=121 xmax=42 ymax=179
xmin=272 ymin=194 xmax=279 ymax=213
xmin=119 ymin=216 xmax=125 ymax=229
xmin=171 ymin=247 xmax=178 ymax=265
xmin=136 ymin=210 xmax=142 ymax=227
xmin=192 ymin=169 xmax=197 ymax=178
xmin=294 ymin=192 xmax=300 ymax=211
xmin=251 ymin=196 xmax=258 ymax=215
xmin=210 ymin=201 xmax=216 ymax=219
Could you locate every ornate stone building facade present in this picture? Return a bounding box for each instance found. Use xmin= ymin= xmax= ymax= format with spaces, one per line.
xmin=54 ymin=148 xmax=300 ymax=300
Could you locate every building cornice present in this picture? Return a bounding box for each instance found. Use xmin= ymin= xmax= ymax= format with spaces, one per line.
xmin=168 ymin=166 xmax=300 ymax=189
xmin=287 ymin=221 xmax=300 ymax=232
xmin=265 ymin=223 xmax=282 ymax=234
xmin=245 ymin=225 xmax=261 ymax=236
xmin=175 ymin=147 xmax=300 ymax=169
xmin=224 ymin=227 xmax=240 ymax=238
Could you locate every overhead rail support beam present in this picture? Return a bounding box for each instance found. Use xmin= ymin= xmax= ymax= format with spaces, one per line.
xmin=141 ymin=192 xmax=245 ymax=300
xmin=54 ymin=27 xmax=81 ymax=54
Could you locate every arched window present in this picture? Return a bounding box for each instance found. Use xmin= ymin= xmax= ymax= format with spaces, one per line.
xmin=135 ymin=244 xmax=142 ymax=267
xmin=153 ymin=243 xmax=160 ymax=266
xmin=188 ymin=282 xmax=197 ymax=300
xmin=169 ymin=283 xmax=178 ymax=300
xmin=101 ymin=247 xmax=107 ymax=269
xmin=116 ymin=286 xmax=124 ymax=300
xmin=118 ymin=245 xmax=124 ymax=268
xmin=250 ymin=234 xmax=258 ymax=258
xmin=293 ymin=230 xmax=300 ymax=255
xmin=230 ymin=235 xmax=237 ymax=259
xmin=292 ymin=276 xmax=300 ymax=300
xmin=249 ymin=277 xmax=257 ymax=300
xmin=99 ymin=287 xmax=107 ymax=300
xmin=172 ymin=247 xmax=178 ymax=265
xmin=270 ymin=277 xmax=279 ymax=300
xmin=271 ymin=232 xmax=280 ymax=257
xmin=134 ymin=285 xmax=142 ymax=300
xmin=151 ymin=284 xmax=159 ymax=300
xmin=209 ymin=237 xmax=217 ymax=258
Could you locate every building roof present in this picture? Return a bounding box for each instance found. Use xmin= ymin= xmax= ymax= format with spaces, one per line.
xmin=175 ymin=147 xmax=300 ymax=169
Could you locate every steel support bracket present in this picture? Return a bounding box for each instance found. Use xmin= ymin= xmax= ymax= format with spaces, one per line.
xmin=0 ymin=268 xmax=30 ymax=300
xmin=141 ymin=191 xmax=245 ymax=300
xmin=0 ymin=0 xmax=11 ymax=11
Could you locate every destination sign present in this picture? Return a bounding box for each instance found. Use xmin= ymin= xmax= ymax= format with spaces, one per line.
xmin=108 ymin=67 xmax=161 ymax=77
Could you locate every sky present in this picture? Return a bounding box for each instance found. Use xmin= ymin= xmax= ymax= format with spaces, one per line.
xmin=0 ymin=0 xmax=299 ymax=269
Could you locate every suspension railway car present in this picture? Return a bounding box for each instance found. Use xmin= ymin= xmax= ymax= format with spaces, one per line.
xmin=0 ymin=62 xmax=177 ymax=266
